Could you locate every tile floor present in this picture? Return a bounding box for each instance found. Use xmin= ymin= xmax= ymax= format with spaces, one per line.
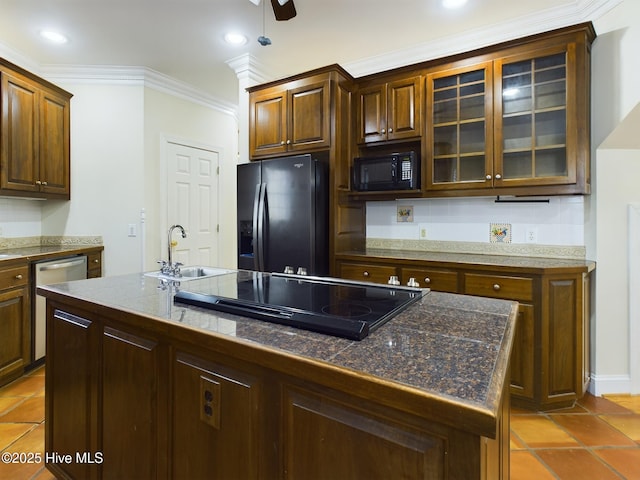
xmin=1 ymin=366 xmax=639 ymax=479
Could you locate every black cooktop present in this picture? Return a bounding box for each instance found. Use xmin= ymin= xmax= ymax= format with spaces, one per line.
xmin=174 ymin=270 xmax=427 ymax=340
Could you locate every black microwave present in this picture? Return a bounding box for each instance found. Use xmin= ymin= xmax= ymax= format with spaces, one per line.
xmin=352 ymin=151 xmax=419 ymax=191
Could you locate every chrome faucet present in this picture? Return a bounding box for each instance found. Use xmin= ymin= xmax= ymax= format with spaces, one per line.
xmin=160 ymin=224 xmax=187 ymax=276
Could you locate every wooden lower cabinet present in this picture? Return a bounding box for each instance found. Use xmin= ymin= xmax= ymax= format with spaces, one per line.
xmin=336 ymin=257 xmax=592 ymax=410
xmin=45 ymin=302 xmax=508 ymax=479
xmin=0 ymin=261 xmax=30 ymax=386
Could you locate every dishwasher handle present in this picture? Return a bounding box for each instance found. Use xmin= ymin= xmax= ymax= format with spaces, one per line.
xmin=38 ymin=258 xmax=87 ymax=272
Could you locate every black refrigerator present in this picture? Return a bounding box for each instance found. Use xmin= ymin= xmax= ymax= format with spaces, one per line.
xmin=237 ymin=153 xmax=329 ymax=276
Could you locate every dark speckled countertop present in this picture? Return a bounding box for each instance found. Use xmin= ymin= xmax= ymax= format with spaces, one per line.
xmin=38 ymin=270 xmax=518 ymax=422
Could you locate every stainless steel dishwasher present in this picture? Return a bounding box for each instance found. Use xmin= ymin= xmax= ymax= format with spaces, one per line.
xmin=34 ymin=255 xmax=87 ymax=360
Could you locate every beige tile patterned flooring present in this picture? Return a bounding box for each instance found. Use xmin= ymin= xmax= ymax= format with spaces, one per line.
xmin=1 ymin=366 xmax=639 ymax=479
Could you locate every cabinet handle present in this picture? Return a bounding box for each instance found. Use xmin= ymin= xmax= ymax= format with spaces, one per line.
xmin=286 ymin=139 xmax=291 ymax=145
xmin=423 ymin=277 xmax=431 ymax=284
xmin=363 ymin=271 xmax=370 ymax=277
xmin=381 ymin=129 xmax=386 ymax=134
xmin=495 ymin=174 xmax=502 ymax=180
xmin=493 ymin=284 xmax=501 ymax=291
xmin=388 ymin=127 xmax=393 ymax=133
xmin=42 ymin=181 xmax=48 ymax=186
xmin=35 ymin=180 xmax=42 ymax=185
xmin=94 ymin=259 xmax=100 ymax=263
xmin=15 ymin=274 xmax=23 ymax=280
xmin=280 ymin=141 xmax=286 ymax=145
xmin=485 ymin=175 xmax=492 ymax=180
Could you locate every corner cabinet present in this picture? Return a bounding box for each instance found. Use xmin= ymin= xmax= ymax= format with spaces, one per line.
xmin=425 ymin=25 xmax=594 ymax=196
xmin=0 ymin=58 xmax=72 ymax=199
xmin=248 ymin=65 xmax=352 ymax=159
xmin=335 ymin=254 xmax=593 ymax=411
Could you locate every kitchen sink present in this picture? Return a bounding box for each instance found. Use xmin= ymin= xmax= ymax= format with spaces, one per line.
xmin=145 ymin=266 xmax=234 ymax=282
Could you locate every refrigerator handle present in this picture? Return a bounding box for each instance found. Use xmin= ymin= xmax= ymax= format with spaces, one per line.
xmin=254 ymin=183 xmax=267 ymax=271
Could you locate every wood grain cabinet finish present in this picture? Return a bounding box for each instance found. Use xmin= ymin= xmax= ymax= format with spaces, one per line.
xmin=249 ymin=73 xmax=334 ymax=158
xmin=0 ymin=59 xmax=72 ymax=199
xmin=336 ymin=257 xmax=591 ymax=410
xmin=356 ymin=75 xmax=422 ymax=144
xmin=87 ymin=252 xmax=102 ymax=278
xmin=0 ymin=262 xmax=30 ymax=386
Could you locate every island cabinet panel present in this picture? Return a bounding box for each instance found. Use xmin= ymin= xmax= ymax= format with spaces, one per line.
xmin=101 ymin=326 xmax=162 ymax=480
xmin=282 ymin=386 xmax=447 ymax=479
xmin=0 ymin=262 xmax=30 ymax=386
xmin=171 ymin=352 xmax=262 ymax=480
xmin=46 ymin=309 xmax=98 ymax=480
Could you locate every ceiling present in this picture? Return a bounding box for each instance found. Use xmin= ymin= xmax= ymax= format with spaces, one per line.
xmin=0 ymin=0 xmax=618 ymax=107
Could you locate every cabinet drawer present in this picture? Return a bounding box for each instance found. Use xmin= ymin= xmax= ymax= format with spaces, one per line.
xmin=401 ymin=268 xmax=459 ymax=293
xmin=463 ymin=273 xmax=533 ymax=301
xmin=0 ymin=265 xmax=29 ymax=290
xmin=338 ymin=263 xmax=397 ymax=285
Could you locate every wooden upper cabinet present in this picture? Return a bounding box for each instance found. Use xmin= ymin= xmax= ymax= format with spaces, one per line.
xmin=356 ymin=75 xmax=421 ymax=144
xmin=0 ymin=59 xmax=72 ymax=199
xmin=425 ymin=26 xmax=593 ymax=195
xmin=249 ymin=76 xmax=331 ymax=158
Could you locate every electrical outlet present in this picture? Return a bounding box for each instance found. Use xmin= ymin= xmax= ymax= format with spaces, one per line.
xmin=418 ymin=223 xmax=428 ymax=240
xmin=199 ymin=376 xmax=220 ymax=429
xmin=525 ymin=228 xmax=538 ymax=244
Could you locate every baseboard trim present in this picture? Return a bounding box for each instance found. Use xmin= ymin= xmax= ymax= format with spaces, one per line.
xmin=588 ymin=374 xmax=632 ymax=396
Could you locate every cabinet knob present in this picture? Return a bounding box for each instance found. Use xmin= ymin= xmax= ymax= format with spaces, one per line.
xmin=286 ymin=139 xmax=291 ymax=145
xmin=15 ymin=274 xmax=23 ymax=280
xmin=363 ymin=271 xmax=370 ymax=277
xmin=42 ymin=181 xmax=48 ymax=186
xmin=493 ymin=284 xmax=501 ymax=291
xmin=485 ymin=175 xmax=492 ymax=180
xmin=280 ymin=141 xmax=286 ymax=145
xmin=423 ymin=277 xmax=431 ymax=284
xmin=35 ymin=180 xmax=42 ymax=185
xmin=381 ymin=129 xmax=386 ymax=134
xmin=495 ymin=174 xmax=502 ymax=180
xmin=388 ymin=127 xmax=393 ymax=133
xmin=94 ymin=259 xmax=100 ymax=264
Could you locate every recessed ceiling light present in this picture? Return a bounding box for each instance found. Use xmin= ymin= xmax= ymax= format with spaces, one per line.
xmin=39 ymin=30 xmax=68 ymax=44
xmin=442 ymin=0 xmax=468 ymax=9
xmin=224 ymin=32 xmax=248 ymax=46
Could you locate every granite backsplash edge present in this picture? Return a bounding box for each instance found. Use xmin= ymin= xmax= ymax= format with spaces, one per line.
xmin=366 ymin=238 xmax=586 ymax=260
xmin=0 ymin=235 xmax=103 ymax=249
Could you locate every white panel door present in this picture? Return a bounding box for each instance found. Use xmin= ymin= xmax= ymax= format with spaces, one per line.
xmin=166 ymin=142 xmax=220 ymax=267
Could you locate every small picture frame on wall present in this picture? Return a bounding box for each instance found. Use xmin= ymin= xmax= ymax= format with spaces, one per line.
xmin=490 ymin=223 xmax=512 ymax=243
xmin=397 ymin=205 xmax=414 ymax=222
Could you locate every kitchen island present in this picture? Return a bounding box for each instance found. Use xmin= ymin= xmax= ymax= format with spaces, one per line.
xmin=39 ymin=270 xmax=517 ymax=479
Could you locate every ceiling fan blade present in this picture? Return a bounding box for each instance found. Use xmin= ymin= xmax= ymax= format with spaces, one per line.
xmin=271 ymin=0 xmax=296 ymax=20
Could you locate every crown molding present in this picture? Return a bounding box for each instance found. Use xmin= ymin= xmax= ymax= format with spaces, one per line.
xmin=39 ymin=64 xmax=237 ymax=118
xmin=343 ymin=0 xmax=622 ymax=78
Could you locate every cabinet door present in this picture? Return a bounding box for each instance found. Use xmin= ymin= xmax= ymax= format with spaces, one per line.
xmin=426 ymin=62 xmax=494 ymax=191
xmin=288 ymin=79 xmax=331 ymax=152
xmin=0 ymin=71 xmax=40 ymax=194
xmin=39 ymin=87 xmax=70 ymax=197
xmin=356 ymin=84 xmax=386 ymax=144
xmin=249 ymin=88 xmax=288 ymax=157
xmin=172 ymin=352 xmax=262 ymax=479
xmin=494 ymin=45 xmax=576 ymax=188
xmin=46 ymin=309 xmax=97 ymax=480
xmin=387 ymin=76 xmax=421 ymax=141
xmin=102 ymin=326 xmax=162 ymax=479
xmin=509 ymin=302 xmax=535 ymax=401
xmin=0 ymin=284 xmax=29 ymax=385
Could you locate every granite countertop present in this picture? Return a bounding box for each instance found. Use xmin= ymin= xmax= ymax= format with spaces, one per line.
xmin=338 ymin=248 xmax=595 ymax=273
xmin=38 ymin=270 xmax=518 ymax=420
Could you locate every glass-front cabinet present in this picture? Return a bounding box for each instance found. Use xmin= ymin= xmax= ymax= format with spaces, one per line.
xmin=425 ymin=33 xmax=590 ymax=195
xmin=494 ymin=45 xmax=574 ymax=188
xmin=426 ymin=62 xmax=493 ymax=190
